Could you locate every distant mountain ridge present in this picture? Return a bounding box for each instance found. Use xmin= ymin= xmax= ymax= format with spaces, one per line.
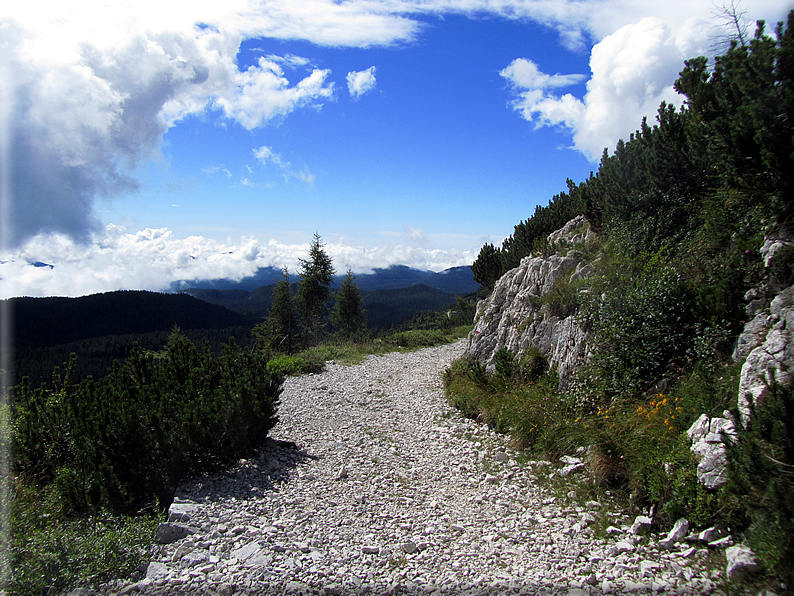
xmin=12 ymin=291 xmax=258 ymax=349
xmin=172 ymin=264 xmax=477 ymax=295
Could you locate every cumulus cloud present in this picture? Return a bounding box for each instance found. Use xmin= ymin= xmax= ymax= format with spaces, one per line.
xmin=347 ymin=66 xmax=377 ymax=98
xmin=253 ymin=146 xmax=288 ymax=168
xmin=3 ymin=0 xmax=787 ymax=252
xmin=0 ymin=226 xmax=477 ymax=298
xmin=502 ymin=17 xmax=710 ymax=161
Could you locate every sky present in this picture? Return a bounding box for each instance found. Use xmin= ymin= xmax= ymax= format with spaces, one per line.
xmin=1 ymin=0 xmax=792 ymax=298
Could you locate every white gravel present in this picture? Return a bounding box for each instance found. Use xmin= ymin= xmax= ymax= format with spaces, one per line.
xmin=94 ymin=340 xmax=721 ymax=596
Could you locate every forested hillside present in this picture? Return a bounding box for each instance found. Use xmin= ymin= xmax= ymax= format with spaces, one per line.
xmin=9 ymin=291 xmax=258 ymax=386
xmin=186 ymin=283 xmax=459 ymax=329
xmin=458 ymin=15 xmax=794 ymax=588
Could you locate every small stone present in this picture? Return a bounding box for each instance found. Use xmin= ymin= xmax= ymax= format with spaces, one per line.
xmin=610 ymin=540 xmax=635 ymax=555
xmin=361 ymin=545 xmax=380 ymax=555
xmin=698 ymin=524 xmax=728 ymax=543
xmin=665 ymin=518 xmax=689 ymax=543
xmin=400 ymin=541 xmax=417 ymax=554
xmin=630 ymin=515 xmax=653 ymax=536
xmin=494 ymin=451 xmax=509 ymax=462
xmin=154 ymin=522 xmax=195 ymax=544
xmin=709 ymin=536 xmax=734 ymax=548
xmin=640 ymin=560 xmax=661 ymax=577
xmin=726 ymin=544 xmax=760 ymax=581
xmin=336 ymin=464 xmax=348 ymax=480
xmin=484 ymin=474 xmax=498 ymax=484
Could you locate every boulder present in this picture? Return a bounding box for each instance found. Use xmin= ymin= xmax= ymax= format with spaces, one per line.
xmin=467 ymin=217 xmax=592 ymax=388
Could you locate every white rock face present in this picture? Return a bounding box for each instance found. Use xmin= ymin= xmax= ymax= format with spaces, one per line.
xmin=687 ymin=413 xmax=738 ymax=489
xmin=737 ymin=284 xmax=794 ymax=425
xmin=466 ymin=217 xmax=591 ymax=388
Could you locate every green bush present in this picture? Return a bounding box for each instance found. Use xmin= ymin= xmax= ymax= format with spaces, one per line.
xmin=582 ymin=250 xmax=691 ymax=398
xmin=12 ymin=330 xmax=283 ymax=514
xmin=726 ymin=381 xmax=794 ymax=585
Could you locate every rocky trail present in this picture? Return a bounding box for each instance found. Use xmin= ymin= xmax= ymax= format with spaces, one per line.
xmin=97 ymin=340 xmax=727 ymax=596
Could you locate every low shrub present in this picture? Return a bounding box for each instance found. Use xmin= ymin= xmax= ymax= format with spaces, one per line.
xmin=12 ymin=330 xmax=283 ymax=515
xmin=726 ymin=381 xmax=794 ymax=585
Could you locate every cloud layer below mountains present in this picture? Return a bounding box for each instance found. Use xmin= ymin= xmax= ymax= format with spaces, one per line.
xmin=0 ymin=226 xmax=480 ymax=298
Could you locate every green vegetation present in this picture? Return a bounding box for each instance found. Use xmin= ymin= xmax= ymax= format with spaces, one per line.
xmin=331 ymin=269 xmax=367 ymax=340
xmin=297 ymin=233 xmax=336 ymax=346
xmin=8 ymin=330 xmax=282 ymax=594
xmin=253 ymin=267 xmax=297 ymax=354
xmin=459 ymin=14 xmax=794 ymax=588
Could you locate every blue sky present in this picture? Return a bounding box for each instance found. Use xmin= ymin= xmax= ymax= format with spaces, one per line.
xmin=1 ymin=0 xmax=791 ymax=297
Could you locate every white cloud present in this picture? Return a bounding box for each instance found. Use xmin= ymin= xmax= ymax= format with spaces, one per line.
xmin=347 ymin=66 xmax=377 ymax=98
xmin=0 ymin=226 xmax=476 ymax=298
xmin=253 ymin=146 xmax=288 ymax=168
xmin=213 ymin=58 xmax=334 ymax=129
xmin=501 ymin=16 xmax=712 ymax=161
xmin=252 ymin=146 xmax=314 ymax=187
xmin=501 ymin=59 xmax=586 ymax=91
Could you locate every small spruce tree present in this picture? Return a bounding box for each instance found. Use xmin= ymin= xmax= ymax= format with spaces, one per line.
xmin=331 ymin=269 xmax=367 ymax=339
xmin=254 ymin=267 xmax=296 ymax=354
xmin=297 ymin=233 xmax=336 ymax=346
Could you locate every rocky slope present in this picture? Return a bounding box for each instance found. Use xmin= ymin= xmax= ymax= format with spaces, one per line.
xmin=82 ymin=340 xmax=731 ymax=596
xmin=466 ymin=216 xmax=592 ymax=389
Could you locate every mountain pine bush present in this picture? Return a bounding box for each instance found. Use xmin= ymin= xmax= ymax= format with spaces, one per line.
xmin=12 ymin=330 xmax=282 ymax=514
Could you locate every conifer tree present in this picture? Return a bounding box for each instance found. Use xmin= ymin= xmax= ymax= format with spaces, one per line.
xmin=297 ymin=233 xmax=336 ymax=346
xmin=254 ymin=267 xmax=296 ymax=354
xmin=471 ymin=243 xmax=502 ymax=289
xmin=331 ymin=269 xmax=366 ymax=339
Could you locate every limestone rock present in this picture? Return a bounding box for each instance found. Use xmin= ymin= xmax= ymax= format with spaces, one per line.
xmin=737 ymin=284 xmax=794 ymax=425
xmin=167 ymin=500 xmax=199 ymax=523
xmin=687 ymin=413 xmax=737 ymax=488
xmin=153 ymin=522 xmax=195 ymax=544
xmin=467 ymin=217 xmax=592 ymax=388
xmin=725 ymin=544 xmax=760 ymax=581
xmin=629 ymin=515 xmax=652 ymax=536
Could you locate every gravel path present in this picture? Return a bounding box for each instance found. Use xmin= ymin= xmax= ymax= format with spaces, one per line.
xmin=108 ymin=340 xmax=719 ymax=596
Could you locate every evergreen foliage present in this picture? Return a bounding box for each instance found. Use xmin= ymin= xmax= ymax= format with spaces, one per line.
xmin=456 ymin=14 xmax=794 ymax=586
xmin=296 ymin=233 xmax=336 ymax=346
xmin=471 ymin=243 xmax=502 ymax=289
xmin=253 ymin=268 xmax=297 ymax=354
xmin=331 ymin=269 xmax=367 ymax=339
xmin=12 ymin=329 xmax=282 ymax=514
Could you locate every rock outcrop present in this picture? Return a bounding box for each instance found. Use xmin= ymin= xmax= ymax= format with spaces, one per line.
xmin=736 ymin=284 xmax=794 ymax=425
xmin=686 ymin=412 xmax=738 ymax=489
xmin=466 ymin=216 xmax=592 ymax=388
